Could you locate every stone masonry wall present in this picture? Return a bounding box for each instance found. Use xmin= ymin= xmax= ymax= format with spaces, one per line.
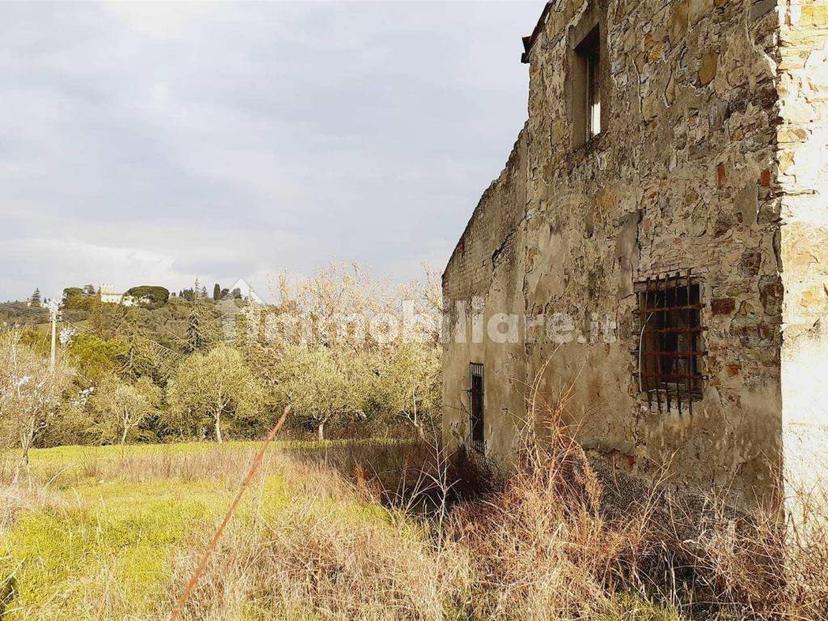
xmin=443 ymin=0 xmax=793 ymax=509
xmin=776 ymin=0 xmax=828 ymax=516
xmin=521 ymin=0 xmax=783 ymax=509
xmin=442 ymin=130 xmax=529 ymax=458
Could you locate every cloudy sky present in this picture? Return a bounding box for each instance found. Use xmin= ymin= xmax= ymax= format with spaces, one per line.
xmin=0 ymin=1 xmax=539 ymax=302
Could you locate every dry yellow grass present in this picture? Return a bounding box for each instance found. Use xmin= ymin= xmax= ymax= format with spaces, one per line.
xmin=1 ymin=414 xmax=827 ymax=620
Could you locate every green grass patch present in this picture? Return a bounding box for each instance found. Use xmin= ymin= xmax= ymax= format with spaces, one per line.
xmin=600 ymin=593 xmax=684 ymax=621
xmin=0 ymin=442 xmax=395 ymax=620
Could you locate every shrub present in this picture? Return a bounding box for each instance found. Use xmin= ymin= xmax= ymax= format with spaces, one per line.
xmin=441 ymin=386 xmax=661 ymax=620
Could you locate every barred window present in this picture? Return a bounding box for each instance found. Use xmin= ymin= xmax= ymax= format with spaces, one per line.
xmin=636 ymin=272 xmax=705 ymax=414
xmin=469 ymin=363 xmax=485 ymax=452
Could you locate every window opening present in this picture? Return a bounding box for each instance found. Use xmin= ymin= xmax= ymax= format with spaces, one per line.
xmin=636 ymin=270 xmax=705 ymax=414
xmin=469 ymin=363 xmax=484 ymax=451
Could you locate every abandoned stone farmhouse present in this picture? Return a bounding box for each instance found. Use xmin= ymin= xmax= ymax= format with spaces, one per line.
xmin=442 ymin=0 xmax=827 ymax=511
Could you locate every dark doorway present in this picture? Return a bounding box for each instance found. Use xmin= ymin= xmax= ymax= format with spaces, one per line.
xmin=469 ymin=363 xmax=484 ymax=452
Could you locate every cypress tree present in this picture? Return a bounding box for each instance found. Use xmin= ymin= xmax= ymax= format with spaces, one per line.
xmin=185 ymin=304 xmax=206 ymax=353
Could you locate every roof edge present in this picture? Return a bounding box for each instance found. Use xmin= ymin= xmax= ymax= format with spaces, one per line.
xmin=521 ymin=2 xmax=553 ymax=64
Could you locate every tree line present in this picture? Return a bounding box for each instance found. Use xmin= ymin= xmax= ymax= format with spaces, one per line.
xmin=0 ymin=264 xmax=442 ymax=468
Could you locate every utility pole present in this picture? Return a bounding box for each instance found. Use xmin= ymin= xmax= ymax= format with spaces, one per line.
xmin=46 ymin=299 xmax=60 ymax=371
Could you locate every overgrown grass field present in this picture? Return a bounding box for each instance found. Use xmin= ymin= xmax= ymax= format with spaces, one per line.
xmin=0 ymin=441 xmax=398 ymax=619
xmin=2 ymin=433 xmax=827 ymax=620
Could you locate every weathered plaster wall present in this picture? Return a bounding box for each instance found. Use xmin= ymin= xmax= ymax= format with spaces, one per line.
xmin=443 ymin=0 xmax=796 ymax=508
xmin=442 ymin=130 xmax=528 ymax=461
xmin=776 ymin=0 xmax=828 ymax=513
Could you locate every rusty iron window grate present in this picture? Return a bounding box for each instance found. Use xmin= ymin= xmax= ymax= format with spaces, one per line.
xmin=634 ymin=270 xmax=705 ymax=414
xmin=469 ymin=363 xmax=485 ymax=452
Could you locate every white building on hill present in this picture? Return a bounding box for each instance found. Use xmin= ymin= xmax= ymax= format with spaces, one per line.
xmin=99 ymin=285 xmax=135 ymax=306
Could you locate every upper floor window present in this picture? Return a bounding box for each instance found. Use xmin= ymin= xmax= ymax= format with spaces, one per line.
xmin=574 ymin=26 xmax=602 ymax=144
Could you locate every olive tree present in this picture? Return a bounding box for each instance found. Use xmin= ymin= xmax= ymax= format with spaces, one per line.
xmin=167 ymin=345 xmax=264 ymax=443
xmin=368 ymin=341 xmax=440 ymax=438
xmin=272 ymin=344 xmax=368 ymax=441
xmin=90 ymin=376 xmax=160 ymax=444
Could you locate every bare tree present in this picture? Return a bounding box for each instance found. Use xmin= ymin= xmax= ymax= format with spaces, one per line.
xmin=0 ymin=330 xmax=73 ymax=476
xmin=262 ymin=262 xmax=442 ymax=438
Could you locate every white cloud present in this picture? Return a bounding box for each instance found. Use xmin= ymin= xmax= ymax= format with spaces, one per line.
xmin=103 ymin=1 xmax=223 ymax=39
xmin=0 ymin=1 xmax=542 ymax=301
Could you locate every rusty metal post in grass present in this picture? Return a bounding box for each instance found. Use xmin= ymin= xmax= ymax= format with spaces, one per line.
xmin=169 ymin=405 xmax=291 ymax=621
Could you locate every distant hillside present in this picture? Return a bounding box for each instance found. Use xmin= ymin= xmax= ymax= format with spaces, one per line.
xmin=0 ymin=301 xmax=48 ymax=326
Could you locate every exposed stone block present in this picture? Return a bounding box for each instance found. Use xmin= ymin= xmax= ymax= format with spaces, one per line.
xmin=759 ymin=276 xmax=784 ymax=316
xmin=735 ymin=183 xmax=759 ymax=225
xmin=698 ymin=52 xmax=718 ymax=86
xmin=738 ymin=250 xmax=763 ymax=277
xmin=712 ymin=298 xmax=737 ymax=315
xmin=716 ymin=162 xmax=726 ymax=186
